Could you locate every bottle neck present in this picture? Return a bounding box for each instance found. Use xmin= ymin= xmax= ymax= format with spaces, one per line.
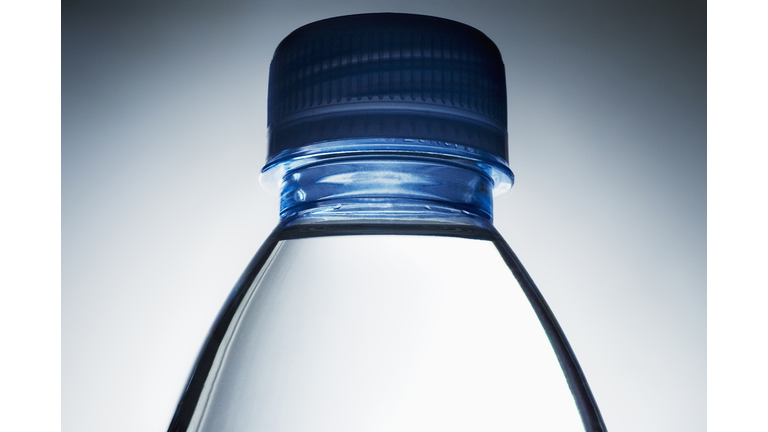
xmin=260 ymin=139 xmax=514 ymax=226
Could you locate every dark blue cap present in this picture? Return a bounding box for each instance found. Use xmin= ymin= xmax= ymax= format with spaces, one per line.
xmin=267 ymin=13 xmax=508 ymax=163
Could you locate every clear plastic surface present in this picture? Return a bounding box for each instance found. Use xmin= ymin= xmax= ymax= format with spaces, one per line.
xmin=187 ymin=235 xmax=584 ymax=432
xmin=168 ymin=221 xmax=606 ymax=432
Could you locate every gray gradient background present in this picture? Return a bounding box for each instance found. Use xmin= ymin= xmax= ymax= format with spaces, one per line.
xmin=62 ymin=1 xmax=706 ymax=431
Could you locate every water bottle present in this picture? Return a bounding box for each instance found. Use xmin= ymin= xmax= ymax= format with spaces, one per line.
xmin=168 ymin=13 xmax=606 ymax=432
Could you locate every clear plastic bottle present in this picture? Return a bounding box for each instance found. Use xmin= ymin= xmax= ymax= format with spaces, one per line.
xmin=168 ymin=13 xmax=606 ymax=432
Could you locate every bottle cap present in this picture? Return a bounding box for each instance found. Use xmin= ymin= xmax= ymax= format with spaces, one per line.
xmin=266 ymin=13 xmax=509 ymax=164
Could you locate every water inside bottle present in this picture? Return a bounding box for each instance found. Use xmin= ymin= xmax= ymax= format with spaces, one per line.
xmin=187 ymin=234 xmax=584 ymax=432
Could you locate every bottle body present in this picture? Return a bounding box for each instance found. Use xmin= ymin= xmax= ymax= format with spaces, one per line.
xmin=169 ymin=13 xmax=607 ymax=431
xmin=168 ymin=218 xmax=605 ymax=432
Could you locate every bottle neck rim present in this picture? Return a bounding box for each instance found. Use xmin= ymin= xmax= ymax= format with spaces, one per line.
xmin=259 ymin=139 xmax=514 ymax=197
